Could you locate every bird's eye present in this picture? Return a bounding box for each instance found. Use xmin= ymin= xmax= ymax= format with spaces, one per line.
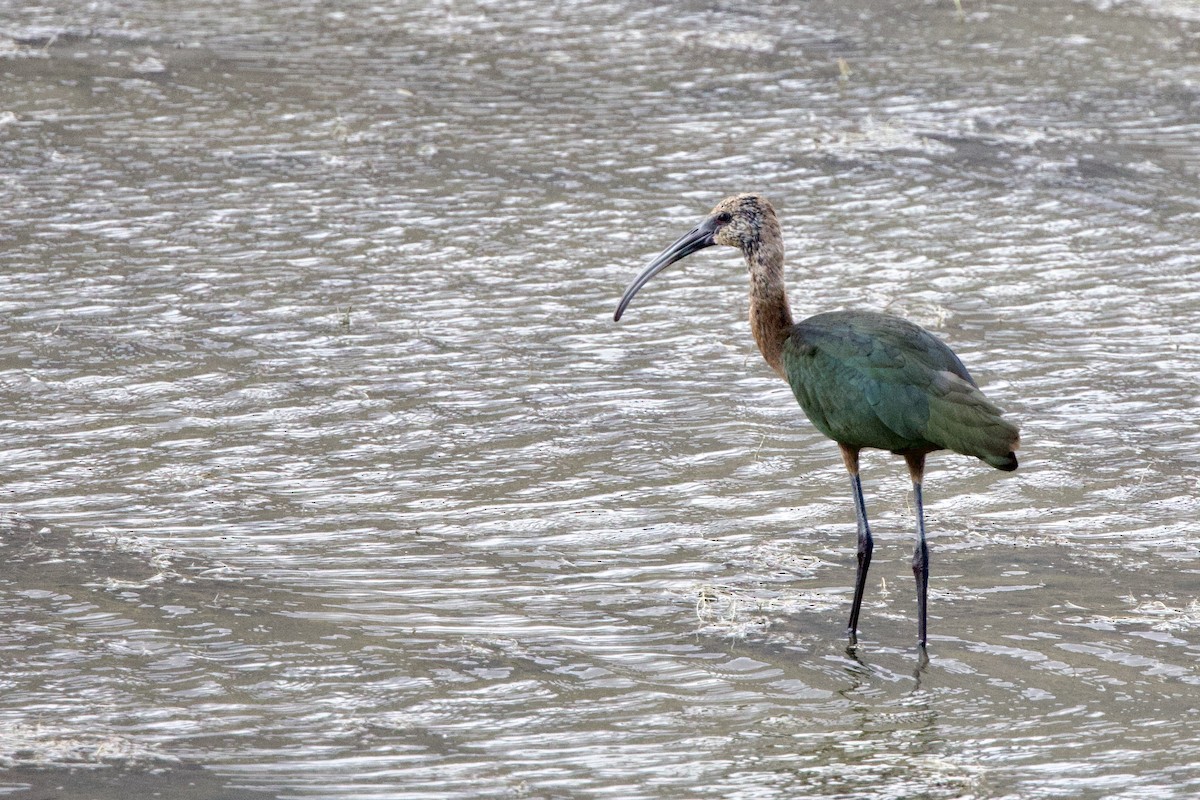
xmin=715 ymin=212 xmax=733 ymax=225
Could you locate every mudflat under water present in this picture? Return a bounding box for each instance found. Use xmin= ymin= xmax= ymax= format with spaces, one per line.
xmin=2 ymin=0 xmax=1199 ymax=797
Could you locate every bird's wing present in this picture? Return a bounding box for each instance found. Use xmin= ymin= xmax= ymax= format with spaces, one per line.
xmin=782 ymin=311 xmax=1018 ymax=463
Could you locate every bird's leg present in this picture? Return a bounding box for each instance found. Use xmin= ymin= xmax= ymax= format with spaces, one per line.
xmin=905 ymin=452 xmax=929 ymax=650
xmin=841 ymin=445 xmax=872 ymax=646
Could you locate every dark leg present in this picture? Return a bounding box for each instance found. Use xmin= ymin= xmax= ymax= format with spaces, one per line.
xmin=841 ymin=446 xmax=872 ymax=645
xmin=905 ymin=452 xmax=929 ymax=650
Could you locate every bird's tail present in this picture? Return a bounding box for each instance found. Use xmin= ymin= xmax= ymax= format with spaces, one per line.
xmin=979 ymin=425 xmax=1020 ymax=471
xmin=924 ymin=374 xmax=1021 ymax=473
xmin=984 ymin=448 xmax=1019 ymax=472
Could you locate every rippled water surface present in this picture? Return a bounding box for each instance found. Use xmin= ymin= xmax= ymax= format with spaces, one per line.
xmin=2 ymin=0 xmax=1200 ymax=797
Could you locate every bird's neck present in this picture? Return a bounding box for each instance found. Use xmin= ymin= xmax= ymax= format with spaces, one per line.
xmin=745 ymin=236 xmax=793 ymax=380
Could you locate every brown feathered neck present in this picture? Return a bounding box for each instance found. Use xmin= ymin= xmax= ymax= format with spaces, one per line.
xmin=741 ymin=209 xmax=793 ymax=379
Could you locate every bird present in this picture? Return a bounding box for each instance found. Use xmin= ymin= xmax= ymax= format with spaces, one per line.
xmin=614 ymin=193 xmax=1019 ymax=651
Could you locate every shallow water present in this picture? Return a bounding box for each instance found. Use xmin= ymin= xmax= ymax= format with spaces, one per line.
xmin=1 ymin=0 xmax=1199 ymax=797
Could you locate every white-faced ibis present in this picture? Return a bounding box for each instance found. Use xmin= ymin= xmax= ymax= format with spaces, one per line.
xmin=614 ymin=194 xmax=1019 ymax=651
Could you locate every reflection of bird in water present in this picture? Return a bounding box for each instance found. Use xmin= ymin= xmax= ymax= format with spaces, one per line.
xmin=615 ymin=194 xmax=1019 ymax=652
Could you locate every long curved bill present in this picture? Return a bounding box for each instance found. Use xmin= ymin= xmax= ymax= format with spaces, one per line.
xmin=613 ymin=216 xmax=720 ymax=321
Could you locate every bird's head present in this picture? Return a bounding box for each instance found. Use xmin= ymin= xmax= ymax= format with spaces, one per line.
xmin=614 ymin=193 xmax=778 ymax=321
xmin=710 ymin=193 xmax=777 ymax=250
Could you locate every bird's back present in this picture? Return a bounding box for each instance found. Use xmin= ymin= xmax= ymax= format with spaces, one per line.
xmin=781 ymin=310 xmax=1019 ymax=470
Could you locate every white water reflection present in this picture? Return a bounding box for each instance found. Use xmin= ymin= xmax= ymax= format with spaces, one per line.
xmin=2 ymin=0 xmax=1200 ymax=798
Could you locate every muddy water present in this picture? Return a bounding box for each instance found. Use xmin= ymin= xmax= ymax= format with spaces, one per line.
xmin=2 ymin=0 xmax=1199 ymax=797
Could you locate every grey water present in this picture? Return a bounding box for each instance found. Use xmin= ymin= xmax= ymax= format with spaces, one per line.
xmin=2 ymin=0 xmax=1199 ymax=797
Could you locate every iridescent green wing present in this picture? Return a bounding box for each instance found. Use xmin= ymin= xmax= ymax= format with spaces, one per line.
xmin=782 ymin=311 xmax=1018 ymax=468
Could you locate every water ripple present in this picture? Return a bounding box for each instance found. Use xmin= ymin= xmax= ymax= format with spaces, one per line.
xmin=3 ymin=0 xmax=1200 ymax=797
